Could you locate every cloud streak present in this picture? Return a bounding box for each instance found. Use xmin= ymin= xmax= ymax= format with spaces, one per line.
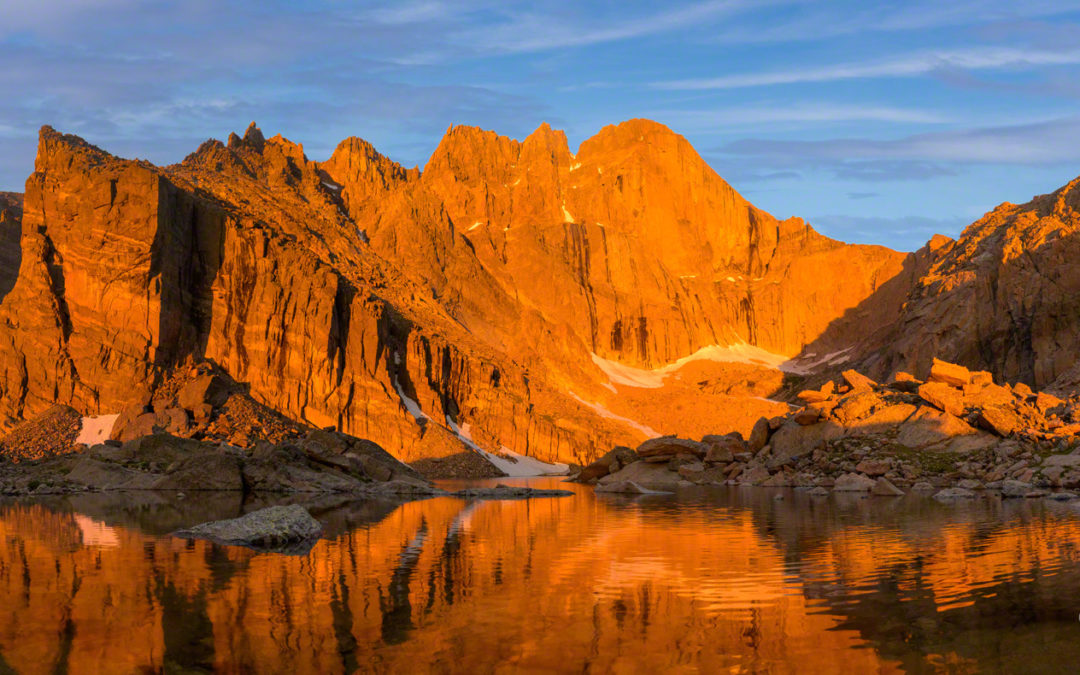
xmin=654 ymin=47 xmax=1080 ymax=90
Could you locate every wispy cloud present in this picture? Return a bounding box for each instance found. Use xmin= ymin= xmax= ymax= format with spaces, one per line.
xmin=650 ymin=103 xmax=949 ymax=128
xmin=654 ymin=47 xmax=1080 ymax=90
xmin=720 ymin=116 xmax=1080 ymax=165
xmin=455 ymin=0 xmax=767 ymax=54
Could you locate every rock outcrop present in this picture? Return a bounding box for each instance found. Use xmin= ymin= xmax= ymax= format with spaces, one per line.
xmin=0 ymin=428 xmax=429 ymax=496
xmin=174 ymin=505 xmax=324 ymax=552
xmin=596 ymin=359 xmax=1080 ymax=495
xmin=809 ymin=176 xmax=1080 ymax=391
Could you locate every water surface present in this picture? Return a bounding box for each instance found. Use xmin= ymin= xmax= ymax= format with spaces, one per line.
xmin=2 ymin=479 xmax=1079 ymax=673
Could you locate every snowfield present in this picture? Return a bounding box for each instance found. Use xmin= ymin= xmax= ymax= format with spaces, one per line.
xmin=75 ymin=414 xmax=119 ymax=446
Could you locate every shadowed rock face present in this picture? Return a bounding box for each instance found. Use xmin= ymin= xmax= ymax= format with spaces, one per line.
xmin=0 ymin=192 xmax=20 ymax=302
xmin=0 ymin=120 xmax=956 ymax=467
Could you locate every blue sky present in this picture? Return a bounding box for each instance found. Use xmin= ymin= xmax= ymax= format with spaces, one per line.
xmin=2 ymin=1 xmax=1080 ymax=250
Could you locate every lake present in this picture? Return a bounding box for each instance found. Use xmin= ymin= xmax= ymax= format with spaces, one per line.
xmin=1 ymin=478 xmax=1079 ymax=673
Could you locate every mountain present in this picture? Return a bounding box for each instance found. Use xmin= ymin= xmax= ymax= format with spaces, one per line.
xmin=809 ymin=176 xmax=1080 ymax=391
xmin=0 ymin=118 xmax=1041 ymax=470
xmin=0 ymin=192 xmax=19 ymax=300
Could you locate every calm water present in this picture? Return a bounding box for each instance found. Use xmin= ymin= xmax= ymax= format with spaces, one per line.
xmin=2 ymin=480 xmax=1080 ymax=674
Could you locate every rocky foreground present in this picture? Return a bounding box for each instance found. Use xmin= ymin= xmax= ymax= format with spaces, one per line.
xmin=578 ymin=359 xmax=1080 ymax=501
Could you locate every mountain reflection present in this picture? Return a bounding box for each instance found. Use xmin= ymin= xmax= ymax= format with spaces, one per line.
xmin=1 ymin=483 xmax=1079 ymax=673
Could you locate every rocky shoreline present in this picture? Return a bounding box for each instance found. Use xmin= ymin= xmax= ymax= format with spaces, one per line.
xmin=576 ymin=359 xmax=1080 ymax=503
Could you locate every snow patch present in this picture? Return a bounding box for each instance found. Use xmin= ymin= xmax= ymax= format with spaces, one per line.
xmin=569 ymin=162 xmax=581 ymax=171
xmin=76 ymin=414 xmax=118 ymax=446
xmin=467 ymin=220 xmax=483 ymax=232
xmin=569 ymin=392 xmax=661 ymax=438
xmin=562 ymin=203 xmax=575 ymax=223
xmin=592 ymin=342 xmax=815 ymax=389
xmin=446 ymin=418 xmax=567 ymax=475
xmin=322 ymin=181 xmax=341 ymax=191
xmin=394 ymin=379 xmax=428 ymax=421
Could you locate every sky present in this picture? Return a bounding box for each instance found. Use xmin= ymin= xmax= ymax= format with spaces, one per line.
xmin=2 ymin=1 xmax=1080 ymax=251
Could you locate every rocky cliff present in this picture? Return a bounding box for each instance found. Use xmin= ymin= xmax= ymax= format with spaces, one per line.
xmin=0 ymin=120 xmax=979 ymax=469
xmin=812 ymin=176 xmax=1080 ymax=391
xmin=0 ymin=191 xmax=20 ymax=301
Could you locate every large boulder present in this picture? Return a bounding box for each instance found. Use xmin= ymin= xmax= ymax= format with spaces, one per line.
xmin=978 ymin=406 xmax=1019 ymax=437
xmin=747 ymin=417 xmax=771 ymax=452
xmin=928 ymin=359 xmax=971 ymax=387
xmin=174 ymin=505 xmax=323 ymax=550
xmin=833 ymin=473 xmax=876 ymax=491
xmin=636 ymin=436 xmax=707 ymax=460
xmin=575 ymin=446 xmax=638 ymax=482
xmin=918 ymin=382 xmax=965 ymax=417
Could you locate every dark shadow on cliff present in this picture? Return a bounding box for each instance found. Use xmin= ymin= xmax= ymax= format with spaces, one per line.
xmin=150 ymin=180 xmax=226 ymax=373
xmin=0 ymin=192 xmax=21 ymax=304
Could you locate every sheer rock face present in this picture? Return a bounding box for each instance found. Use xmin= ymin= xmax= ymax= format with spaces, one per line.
xmin=0 ymin=120 xmax=911 ymax=466
xmin=416 ymin=119 xmax=906 ymax=367
xmin=843 ymin=177 xmax=1080 ymax=389
xmin=0 ymin=191 xmax=20 ymax=300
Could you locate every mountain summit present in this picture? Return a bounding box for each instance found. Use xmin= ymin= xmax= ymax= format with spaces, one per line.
xmin=0 ymin=119 xmax=1073 ymax=470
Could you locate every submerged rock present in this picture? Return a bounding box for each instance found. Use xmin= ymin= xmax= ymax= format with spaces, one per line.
xmin=451 ymin=484 xmax=574 ymax=499
xmin=174 ymin=505 xmax=323 ymax=552
xmin=595 ymin=480 xmax=673 ymax=495
xmin=934 ymin=487 xmax=976 ymax=500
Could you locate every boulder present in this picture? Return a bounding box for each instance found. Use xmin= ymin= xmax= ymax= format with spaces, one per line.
xmin=855 ymin=459 xmax=891 ymax=476
xmin=978 ymin=406 xmax=1019 ymax=437
xmin=964 ymin=383 xmax=1015 ymax=409
xmin=1035 ymin=392 xmax=1064 ymax=414
xmin=872 ymin=478 xmax=904 ymax=496
xmin=747 ymin=418 xmax=771 ymax=453
xmin=701 ymin=434 xmax=745 ymax=463
xmin=793 ymin=407 xmax=822 ymax=426
xmin=970 ymin=371 xmax=994 ymax=386
xmin=177 ymin=373 xmax=232 ymax=411
xmin=929 ymin=359 xmax=971 ymax=387
xmin=1043 ymin=454 xmax=1080 ymax=468
xmin=636 ymin=436 xmax=707 ymax=460
xmin=832 ymin=391 xmax=882 ymax=425
xmin=841 ymin=370 xmax=877 ymax=392
xmin=598 ymin=460 xmax=683 ymax=491
xmin=451 ymin=485 xmax=574 ymax=499
xmin=896 ymin=406 xmax=977 ymax=449
xmin=595 ymin=481 xmax=672 ymax=495
xmin=999 ymin=479 xmax=1033 ymax=498
xmin=933 ymin=487 xmax=976 ymax=500
xmin=770 ymin=419 xmax=842 ymax=461
xmin=918 ymin=382 xmax=965 ymax=417
xmin=833 ymin=472 xmax=876 ymax=492
xmin=844 ymin=403 xmax=917 ymax=436
xmin=796 ymin=390 xmax=831 ymax=403
xmin=576 ymin=446 xmax=639 ymax=482
xmin=174 ymin=505 xmax=323 ymax=550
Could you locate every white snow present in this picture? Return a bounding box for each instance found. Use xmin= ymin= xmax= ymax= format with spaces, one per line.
xmin=569 ymin=162 xmax=581 ymax=172
xmin=393 ymin=379 xmax=428 ymax=421
xmin=592 ymin=341 xmax=814 ymax=390
xmin=76 ymin=414 xmax=118 ymax=446
xmin=468 ymin=221 xmax=483 ymax=232
xmin=679 ymin=274 xmax=697 ymax=279
xmin=446 ymin=418 xmax=567 ymax=475
xmin=562 ymin=203 xmax=575 ymax=223
xmin=322 ymin=181 xmax=341 ymax=191
xmin=512 ymin=178 xmax=521 ymax=186
xmin=569 ymin=392 xmax=661 ymax=438
xmin=790 ymin=347 xmax=854 ymax=372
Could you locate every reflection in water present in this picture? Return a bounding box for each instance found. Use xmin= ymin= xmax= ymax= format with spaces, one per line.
xmin=1 ymin=482 xmax=1080 ymax=673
